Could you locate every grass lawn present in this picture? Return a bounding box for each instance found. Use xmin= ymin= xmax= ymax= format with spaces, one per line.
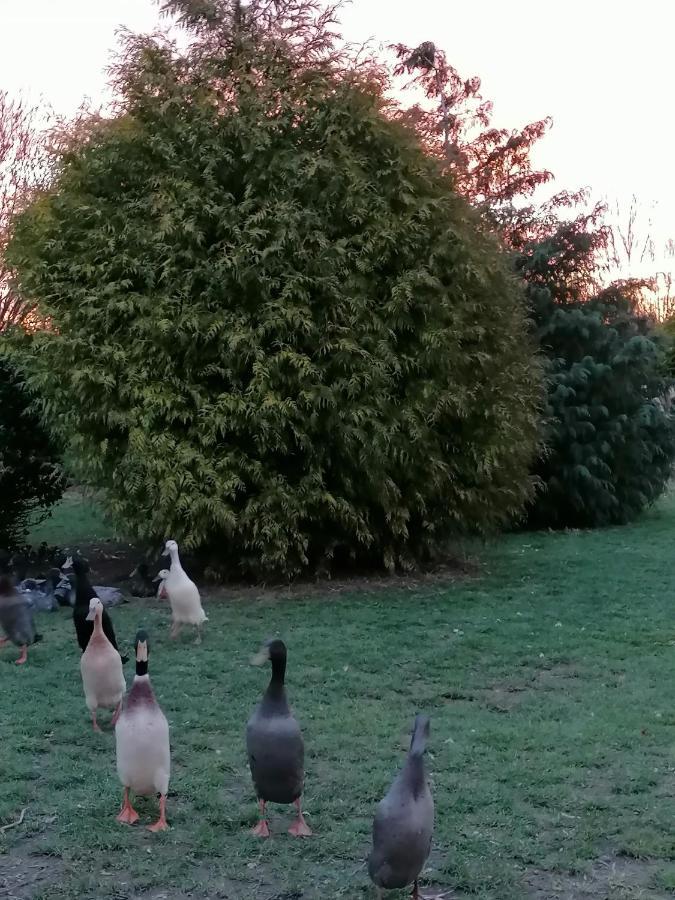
xmin=3 ymin=494 xmax=675 ymax=899
xmin=27 ymin=488 xmax=118 ymax=548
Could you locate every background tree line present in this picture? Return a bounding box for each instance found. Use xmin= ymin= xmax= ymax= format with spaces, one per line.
xmin=0 ymin=0 xmax=673 ymax=573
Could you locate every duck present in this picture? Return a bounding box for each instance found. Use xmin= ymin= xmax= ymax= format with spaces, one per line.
xmin=65 ymin=556 xmax=127 ymax=662
xmin=115 ymin=629 xmax=170 ymax=832
xmin=17 ymin=567 xmax=65 ymax=612
xmin=0 ymin=574 xmax=42 ymax=665
xmin=52 ymin=568 xmax=75 ymax=608
xmin=127 ymin=562 xmax=157 ymax=598
xmin=246 ymin=639 xmax=312 ymax=837
xmin=160 ymin=540 xmax=207 ymax=642
xmin=154 ymin=568 xmax=170 ymax=601
xmin=80 ymin=598 xmax=126 ymax=732
xmin=9 ymin=551 xmax=29 ymax=582
xmin=368 ymin=715 xmax=434 ymax=900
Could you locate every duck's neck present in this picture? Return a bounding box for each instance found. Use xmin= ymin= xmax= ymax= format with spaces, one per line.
xmin=93 ymin=611 xmax=104 ymax=636
xmin=405 ymin=752 xmax=426 ymax=798
xmin=264 ymin=655 xmax=287 ymax=703
xmin=136 ymin=659 xmax=149 ymax=677
xmin=74 ymin=572 xmax=94 ymax=607
xmin=169 ymin=548 xmax=182 ymax=571
xmin=128 ymin=674 xmax=155 ymax=708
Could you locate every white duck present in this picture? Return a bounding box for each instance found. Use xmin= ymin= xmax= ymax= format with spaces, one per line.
xmin=155 ymin=569 xmax=170 ymax=601
xmin=159 ymin=540 xmax=207 ymax=642
xmin=115 ymin=629 xmax=170 ymax=831
xmin=80 ymin=598 xmax=126 ymax=732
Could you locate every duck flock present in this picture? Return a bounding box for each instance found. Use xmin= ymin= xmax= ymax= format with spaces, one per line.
xmin=0 ymin=539 xmax=434 ymax=899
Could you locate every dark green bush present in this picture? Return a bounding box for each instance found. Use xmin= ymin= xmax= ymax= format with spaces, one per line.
xmin=7 ymin=36 xmax=542 ymax=576
xmin=0 ymin=354 xmax=64 ymax=549
xmin=657 ymin=316 xmax=675 ymax=379
xmin=519 ymin=219 xmax=675 ymax=528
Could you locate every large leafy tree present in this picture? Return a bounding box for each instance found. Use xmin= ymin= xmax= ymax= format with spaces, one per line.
xmin=389 ymin=41 xmax=553 ymax=218
xmin=6 ymin=2 xmax=542 ymax=576
xmin=0 ymin=94 xmax=65 ymax=548
xmin=393 ymin=37 xmax=675 ymax=525
xmin=0 ymin=92 xmax=53 ymax=332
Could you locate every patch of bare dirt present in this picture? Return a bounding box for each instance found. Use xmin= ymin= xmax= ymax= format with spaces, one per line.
xmin=0 ymin=850 xmax=64 ymax=900
xmin=533 ymin=663 xmax=580 ymax=690
xmin=479 ymin=664 xmax=582 ymax=713
xmin=74 ymin=541 xmax=145 ymax=587
xmin=23 ymin=536 xmax=480 ymax=604
xmin=524 ymin=855 xmax=664 ymax=899
xmin=196 ymin=557 xmax=480 ymax=606
xmin=482 ymin=685 xmax=528 ymax=712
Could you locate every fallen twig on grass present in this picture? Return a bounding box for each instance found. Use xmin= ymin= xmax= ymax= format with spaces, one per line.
xmin=0 ymin=807 xmax=27 ymax=833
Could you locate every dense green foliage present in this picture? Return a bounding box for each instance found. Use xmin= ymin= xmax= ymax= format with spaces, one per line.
xmin=518 ymin=218 xmax=675 ymax=528
xmin=0 ymin=353 xmax=64 ymax=549
xmin=657 ymin=315 xmax=675 ymax=378
xmin=6 ymin=28 xmax=542 ymax=576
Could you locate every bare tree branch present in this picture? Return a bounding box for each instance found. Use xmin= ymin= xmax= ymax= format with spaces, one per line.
xmin=0 ymin=91 xmax=53 ymax=332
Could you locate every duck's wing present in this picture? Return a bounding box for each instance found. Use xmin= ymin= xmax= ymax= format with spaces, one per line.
xmin=73 ymin=607 xmax=93 ymax=651
xmin=246 ymin=709 xmax=304 ymax=802
xmin=369 ymin=767 xmax=433 ymax=889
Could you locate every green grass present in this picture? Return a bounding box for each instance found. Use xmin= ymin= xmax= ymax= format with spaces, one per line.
xmin=27 ymin=488 xmax=116 ymax=547
xmin=4 ymin=494 xmax=675 ymax=898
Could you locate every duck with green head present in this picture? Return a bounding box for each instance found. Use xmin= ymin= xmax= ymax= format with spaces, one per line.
xmin=246 ymin=638 xmax=312 ymax=837
xmin=115 ymin=629 xmax=170 ymax=832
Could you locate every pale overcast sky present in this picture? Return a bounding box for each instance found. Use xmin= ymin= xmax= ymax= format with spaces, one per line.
xmin=1 ymin=0 xmax=673 ymax=257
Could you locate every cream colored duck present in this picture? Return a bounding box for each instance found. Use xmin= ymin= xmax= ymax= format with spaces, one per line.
xmin=160 ymin=540 xmax=207 ymax=642
xmin=115 ymin=629 xmax=170 ymax=832
xmin=80 ymin=598 xmax=126 ymax=732
xmin=155 ymin=569 xmax=170 ymax=601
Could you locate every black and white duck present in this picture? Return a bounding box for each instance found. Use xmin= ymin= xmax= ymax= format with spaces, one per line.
xmin=246 ymin=639 xmax=312 ymax=837
xmin=64 ymin=556 xmax=127 ymax=662
xmin=368 ymin=715 xmax=434 ymax=900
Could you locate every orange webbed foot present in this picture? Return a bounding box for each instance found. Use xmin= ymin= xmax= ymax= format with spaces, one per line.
xmin=288 ymin=817 xmax=312 ymax=837
xmin=147 ymin=795 xmax=168 ymax=832
xmin=252 ymin=819 xmax=271 ymax=837
xmin=116 ymin=805 xmax=139 ymax=825
xmin=116 ymin=788 xmax=139 ymax=825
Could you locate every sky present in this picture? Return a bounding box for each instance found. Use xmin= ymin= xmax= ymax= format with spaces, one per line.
xmin=1 ymin=0 xmax=673 ymax=268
